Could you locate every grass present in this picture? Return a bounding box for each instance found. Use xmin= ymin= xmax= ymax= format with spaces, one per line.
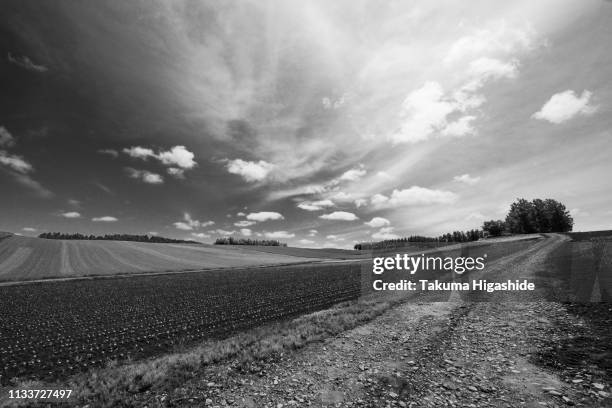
xmin=1 ymin=291 xmax=407 ymax=407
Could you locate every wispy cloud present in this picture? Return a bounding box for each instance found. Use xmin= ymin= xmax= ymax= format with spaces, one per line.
xmin=61 ymin=211 xmax=81 ymax=218
xmin=453 ymin=174 xmax=481 ymax=185
xmin=7 ymin=53 xmax=48 ymax=73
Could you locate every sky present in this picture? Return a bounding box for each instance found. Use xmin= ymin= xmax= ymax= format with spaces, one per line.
xmin=1 ymin=0 xmax=611 ymax=248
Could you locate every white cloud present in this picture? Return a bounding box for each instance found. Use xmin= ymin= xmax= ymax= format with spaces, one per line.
xmin=61 ymin=211 xmax=81 ymax=218
xmin=390 ymin=82 xmax=456 ymax=144
xmin=354 ymin=198 xmax=368 ymax=208
xmin=234 ymin=220 xmax=256 ymax=227
xmin=148 ymin=231 xmax=159 ymax=236
xmin=338 ymin=166 xmax=367 ymax=182
xmin=0 ymin=151 xmax=33 ymax=174
xmin=364 ymin=217 xmax=391 ymax=228
xmin=466 ymin=212 xmax=487 ymax=221
xmin=123 ymin=145 xmax=197 ymax=172
xmin=298 ymin=239 xmax=315 ymax=245
xmin=246 ymin=212 xmax=284 ymax=222
xmin=236 ymin=212 xmax=246 ymax=217
xmin=167 ymin=167 xmax=185 ymax=178
xmin=468 ymin=57 xmax=518 ymax=81
xmin=97 ymin=149 xmax=119 ymax=158
xmin=191 ymin=232 xmax=211 ymax=239
xmin=326 ymin=235 xmax=345 ymax=241
xmin=126 ymin=168 xmax=164 ymax=184
xmin=297 ymin=199 xmax=335 ymax=211
xmin=212 ymin=229 xmax=236 ymax=236
xmin=376 ymin=171 xmax=393 ymax=180
xmin=372 ymin=187 xmax=457 ymax=208
xmin=157 ymin=146 xmax=197 ymax=169
xmin=453 ymin=173 xmax=481 ymax=185
xmin=532 ymin=90 xmax=598 ymax=124
xmin=444 ymin=22 xmax=535 ymax=64
xmin=123 ymin=146 xmax=156 ymax=159
xmin=319 ymin=211 xmax=359 ymax=221
xmin=308 ymin=229 xmax=318 ymax=236
xmin=226 ymin=159 xmax=274 ymax=182
xmin=22 ymin=227 xmax=37 ymax=232
xmin=173 ymin=213 xmax=214 ymax=231
xmin=328 ymin=191 xmax=355 ymax=203
xmin=0 ymin=127 xmax=15 ymax=147
xmin=372 ymin=227 xmax=400 ymax=240
xmin=92 ymin=216 xmax=118 ymax=222
xmin=264 ymin=231 xmax=295 ymax=239
xmin=441 ymin=116 xmax=477 ymax=137
xmin=240 ymin=228 xmax=252 ymax=236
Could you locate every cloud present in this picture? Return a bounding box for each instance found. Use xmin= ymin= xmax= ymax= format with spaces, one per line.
xmin=22 ymin=227 xmax=37 ymax=232
xmin=123 ymin=145 xmax=197 ymax=171
xmin=326 ymin=235 xmax=345 ymax=241
xmin=466 ymin=212 xmax=487 ymax=221
xmin=173 ymin=213 xmax=214 ymax=231
xmin=570 ymin=208 xmax=590 ymax=217
xmin=61 ymin=211 xmax=81 ymax=218
xmin=234 ymin=220 xmax=256 ymax=227
xmin=148 ymin=232 xmax=159 ymax=236
xmin=92 ymin=216 xmax=118 ymax=222
xmin=0 ymin=127 xmax=15 ymax=147
xmin=10 ymin=172 xmax=54 ymax=198
xmin=308 ymin=229 xmax=318 ymax=236
xmin=298 ymin=239 xmax=315 ymax=245
xmin=167 ymin=167 xmax=185 ymax=178
xmin=7 ymin=53 xmax=48 ymax=73
xmin=354 ymin=198 xmax=368 ymax=208
xmin=297 ymin=199 xmax=335 ymax=211
xmin=319 ymin=211 xmax=359 ymax=221
xmin=246 ymin=211 xmax=284 ymax=222
xmin=453 ymin=173 xmax=481 ymax=185
xmin=440 ymin=116 xmax=477 ymax=138
xmin=371 ymin=187 xmax=458 ymax=208
xmin=123 ymin=146 xmax=156 ymax=159
xmin=390 ymin=82 xmax=459 ymax=144
xmin=157 ymin=146 xmax=197 ymax=169
xmin=364 ymin=217 xmax=391 ymax=228
xmin=372 ymin=227 xmax=400 ymax=240
xmin=126 ymin=168 xmax=164 ymax=184
xmin=338 ymin=166 xmax=367 ymax=182
xmin=328 ymin=191 xmax=356 ymax=203
xmin=67 ymin=199 xmax=81 ymax=207
xmin=264 ymin=231 xmax=295 ymax=239
xmin=532 ymin=90 xmax=598 ymax=124
xmin=97 ymin=149 xmax=119 ymax=158
xmin=240 ymin=228 xmax=252 ymax=237
xmin=236 ymin=212 xmax=246 ymax=217
xmin=0 ymin=151 xmax=33 ymax=174
xmin=468 ymin=57 xmax=518 ymax=81
xmin=191 ymin=232 xmax=211 ymax=239
xmin=209 ymin=229 xmax=236 ymax=236
xmin=226 ymin=159 xmax=275 ymax=182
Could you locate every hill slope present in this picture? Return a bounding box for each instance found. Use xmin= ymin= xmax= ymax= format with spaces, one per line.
xmin=0 ymin=235 xmax=317 ymax=281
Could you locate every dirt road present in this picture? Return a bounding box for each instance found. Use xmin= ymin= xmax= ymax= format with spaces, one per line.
xmin=156 ymin=234 xmax=611 ymax=407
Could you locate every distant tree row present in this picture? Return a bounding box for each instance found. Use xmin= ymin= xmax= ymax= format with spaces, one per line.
xmin=354 ymin=230 xmax=484 ymax=250
xmin=214 ymin=237 xmax=287 ymax=247
xmin=38 ymin=232 xmax=199 ymax=244
xmin=482 ymin=198 xmax=573 ymax=236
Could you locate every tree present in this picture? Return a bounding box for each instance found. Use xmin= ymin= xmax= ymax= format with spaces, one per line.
xmin=482 ymin=220 xmax=506 ymax=237
xmin=505 ymin=198 xmax=537 ymax=234
xmin=504 ymin=198 xmax=573 ymax=234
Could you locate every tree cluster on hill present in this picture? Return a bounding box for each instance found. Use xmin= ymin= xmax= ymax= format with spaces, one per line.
xmin=38 ymin=232 xmax=199 ymax=244
xmin=354 ymin=230 xmax=484 ymax=250
xmin=214 ymin=237 xmax=287 ymax=247
xmin=482 ymin=198 xmax=573 ymax=236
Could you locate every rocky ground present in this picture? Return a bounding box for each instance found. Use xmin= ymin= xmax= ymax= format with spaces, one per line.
xmin=129 ymin=235 xmax=611 ymax=407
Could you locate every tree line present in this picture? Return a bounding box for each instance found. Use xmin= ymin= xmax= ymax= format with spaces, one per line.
xmin=482 ymin=198 xmax=573 ymax=236
xmin=354 ymin=230 xmax=484 ymax=250
xmin=214 ymin=237 xmax=288 ymax=247
xmin=38 ymin=232 xmax=199 ymax=244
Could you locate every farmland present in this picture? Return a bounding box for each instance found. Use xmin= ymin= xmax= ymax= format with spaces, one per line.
xmin=0 ymin=234 xmax=320 ymax=281
xmin=0 ymin=262 xmax=364 ymax=385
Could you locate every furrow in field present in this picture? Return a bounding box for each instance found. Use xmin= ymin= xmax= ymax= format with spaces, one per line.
xmin=0 ymin=247 xmax=33 ymax=276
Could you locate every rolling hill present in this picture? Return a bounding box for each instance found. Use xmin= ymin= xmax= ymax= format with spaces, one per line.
xmin=0 ymin=234 xmax=319 ymax=281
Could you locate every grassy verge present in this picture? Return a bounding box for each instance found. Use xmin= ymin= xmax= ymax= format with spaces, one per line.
xmin=1 ymin=291 xmax=407 ymax=407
